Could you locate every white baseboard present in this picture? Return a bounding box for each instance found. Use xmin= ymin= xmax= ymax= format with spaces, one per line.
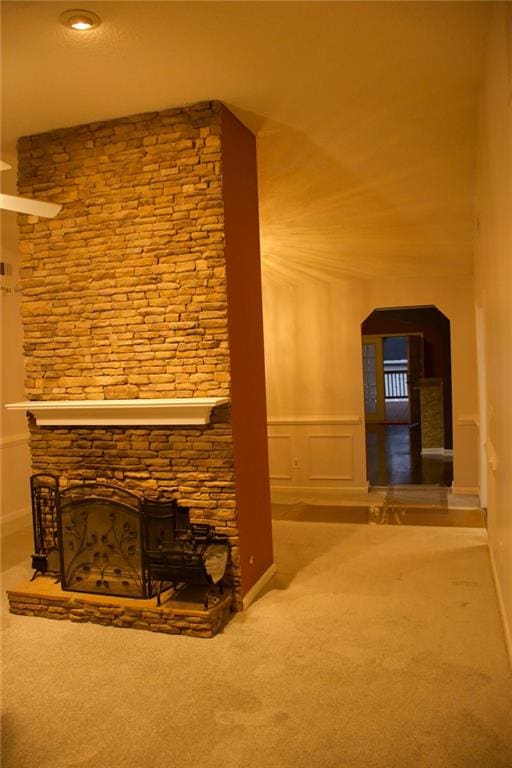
xmin=421 ymin=447 xmax=453 ymax=456
xmin=242 ymin=563 xmax=277 ymax=610
xmin=488 ymin=543 xmax=512 ymax=671
xmin=451 ymin=485 xmax=480 ymax=497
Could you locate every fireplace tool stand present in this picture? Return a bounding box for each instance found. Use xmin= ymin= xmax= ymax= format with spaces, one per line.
xmin=30 ymin=473 xmax=61 ymax=581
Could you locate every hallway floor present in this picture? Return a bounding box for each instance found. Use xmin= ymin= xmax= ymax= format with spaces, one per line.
xmin=366 ymin=423 xmax=453 ymax=486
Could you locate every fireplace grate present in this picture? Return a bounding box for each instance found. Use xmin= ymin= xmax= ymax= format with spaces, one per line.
xmin=143 ymin=499 xmax=228 ymax=608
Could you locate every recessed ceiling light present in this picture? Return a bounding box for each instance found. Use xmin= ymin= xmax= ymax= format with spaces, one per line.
xmin=60 ymin=9 xmax=101 ymax=31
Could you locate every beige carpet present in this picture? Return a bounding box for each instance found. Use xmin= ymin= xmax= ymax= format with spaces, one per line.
xmin=2 ymin=518 xmax=512 ymax=768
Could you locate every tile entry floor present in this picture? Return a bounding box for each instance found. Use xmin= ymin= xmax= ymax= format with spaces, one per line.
xmin=272 ymin=502 xmax=485 ymax=528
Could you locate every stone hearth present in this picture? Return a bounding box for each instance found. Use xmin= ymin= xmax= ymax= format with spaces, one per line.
xmin=7 ymin=578 xmax=232 ymax=638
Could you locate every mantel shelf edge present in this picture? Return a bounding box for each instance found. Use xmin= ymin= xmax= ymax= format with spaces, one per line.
xmin=4 ymin=398 xmax=230 ymax=427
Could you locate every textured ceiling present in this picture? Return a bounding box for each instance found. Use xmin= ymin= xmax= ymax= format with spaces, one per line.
xmin=1 ymin=1 xmax=490 ymax=279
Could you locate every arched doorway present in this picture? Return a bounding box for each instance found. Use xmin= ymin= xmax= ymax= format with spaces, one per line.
xmin=361 ymin=306 xmax=453 ymax=487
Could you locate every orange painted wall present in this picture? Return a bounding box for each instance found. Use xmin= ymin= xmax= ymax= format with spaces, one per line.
xmin=221 ymin=105 xmax=274 ymax=596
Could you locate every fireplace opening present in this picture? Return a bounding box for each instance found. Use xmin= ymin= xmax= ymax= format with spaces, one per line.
xmin=30 ymin=477 xmax=230 ymax=608
xmin=58 ymin=484 xmax=146 ymax=598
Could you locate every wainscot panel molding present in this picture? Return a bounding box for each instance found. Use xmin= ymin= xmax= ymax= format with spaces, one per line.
xmin=267 ymin=418 xmax=364 ymax=493
xmin=268 ymin=435 xmax=293 ymax=480
xmin=489 ymin=542 xmax=512 ymax=669
xmin=308 ymin=435 xmax=353 ymax=480
xmin=0 ymin=432 xmax=29 ymax=449
xmin=1 ymin=435 xmax=31 ymax=521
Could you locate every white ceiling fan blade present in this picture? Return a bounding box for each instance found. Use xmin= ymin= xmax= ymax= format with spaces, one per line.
xmin=0 ymin=193 xmax=62 ymax=218
xmin=0 ymin=161 xmax=12 ymax=172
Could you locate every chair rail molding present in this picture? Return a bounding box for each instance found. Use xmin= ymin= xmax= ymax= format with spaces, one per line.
xmin=267 ymin=416 xmax=362 ymax=426
xmin=456 ymin=414 xmax=480 ymax=427
xmin=0 ymin=432 xmax=30 ymax=449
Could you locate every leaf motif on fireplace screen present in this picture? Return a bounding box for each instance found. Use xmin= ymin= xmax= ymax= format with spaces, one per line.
xmin=60 ymin=499 xmax=145 ymax=598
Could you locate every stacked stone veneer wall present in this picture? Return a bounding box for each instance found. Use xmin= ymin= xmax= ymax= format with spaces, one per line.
xmin=419 ymin=379 xmax=444 ymax=450
xmin=16 ymin=101 xmax=273 ymax=608
xmin=18 ymin=102 xmax=228 ymax=401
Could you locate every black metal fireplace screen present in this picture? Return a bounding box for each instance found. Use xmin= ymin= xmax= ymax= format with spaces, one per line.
xmin=30 ymin=477 xmax=229 ymax=607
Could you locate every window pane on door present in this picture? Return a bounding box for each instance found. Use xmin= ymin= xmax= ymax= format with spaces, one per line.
xmin=363 ymin=343 xmax=378 ymax=415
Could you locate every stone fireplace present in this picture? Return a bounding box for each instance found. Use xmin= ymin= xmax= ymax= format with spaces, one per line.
xmin=6 ymin=101 xmax=275 ymax=633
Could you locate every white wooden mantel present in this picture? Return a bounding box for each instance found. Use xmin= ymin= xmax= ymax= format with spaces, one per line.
xmin=5 ymin=398 xmax=230 ymax=427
